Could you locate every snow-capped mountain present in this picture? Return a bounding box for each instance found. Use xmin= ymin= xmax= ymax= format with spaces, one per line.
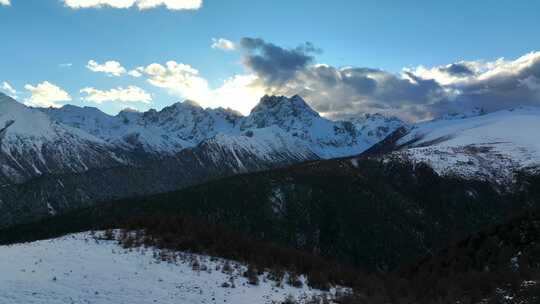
xmin=240 ymin=95 xmax=376 ymax=158
xmin=42 ymin=101 xmax=243 ymax=153
xmin=43 ymin=95 xmax=404 ymax=159
xmin=0 ymin=232 xmax=335 ymax=304
xmin=0 ymin=93 xmax=125 ymax=185
xmin=382 ymin=107 xmax=540 ymax=184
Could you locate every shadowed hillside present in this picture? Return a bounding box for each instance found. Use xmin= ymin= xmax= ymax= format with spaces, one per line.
xmin=2 ymin=157 xmax=539 ymax=272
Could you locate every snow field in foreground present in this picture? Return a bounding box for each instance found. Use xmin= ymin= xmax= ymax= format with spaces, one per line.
xmin=0 ymin=232 xmax=340 ymax=304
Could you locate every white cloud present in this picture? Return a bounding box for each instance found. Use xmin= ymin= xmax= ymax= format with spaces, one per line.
xmin=211 ymin=38 xmax=236 ymax=51
xmin=2 ymin=81 xmax=17 ymax=97
xmin=24 ymin=81 xmax=72 ymax=108
xmin=87 ymin=60 xmax=127 ymax=77
xmin=59 ymin=63 xmax=73 ymax=68
xmin=80 ymin=86 xmax=152 ymax=104
xmin=63 ymin=0 xmax=202 ymax=10
xmin=141 ymin=61 xmax=264 ymax=114
xmin=128 ymin=67 xmax=144 ymax=78
xmin=143 ymin=61 xmax=207 ymax=97
xmin=0 ymin=0 xmax=10 ymax=6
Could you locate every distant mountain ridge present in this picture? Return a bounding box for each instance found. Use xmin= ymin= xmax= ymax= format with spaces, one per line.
xmin=0 ymin=92 xmax=406 ymax=185
xmin=42 ymin=101 xmax=243 ymax=154
xmin=41 ymin=94 xmax=402 ymax=158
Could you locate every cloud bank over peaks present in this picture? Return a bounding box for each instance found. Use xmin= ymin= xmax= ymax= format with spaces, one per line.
xmin=32 ymin=39 xmax=539 ymax=121
xmin=237 ymin=37 xmax=540 ymax=121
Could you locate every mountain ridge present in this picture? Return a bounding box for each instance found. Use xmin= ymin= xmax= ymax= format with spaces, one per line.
xmin=41 ymin=94 xmax=404 ymax=158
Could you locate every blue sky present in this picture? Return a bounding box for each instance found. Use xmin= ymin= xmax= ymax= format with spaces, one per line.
xmin=1 ymin=0 xmax=540 ymax=119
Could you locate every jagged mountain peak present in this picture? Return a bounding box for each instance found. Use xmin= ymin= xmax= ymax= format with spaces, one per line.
xmin=251 ymin=94 xmax=319 ymax=117
xmin=119 ymin=107 xmax=140 ymax=114
xmin=212 ymin=106 xmax=243 ymax=118
xmin=118 ymin=107 xmax=141 ymax=118
xmin=243 ymin=95 xmax=321 ymax=131
xmin=181 ymin=99 xmax=202 ymax=108
xmin=161 ymin=99 xmax=202 ymax=113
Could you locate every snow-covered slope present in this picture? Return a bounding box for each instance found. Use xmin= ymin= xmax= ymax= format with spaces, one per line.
xmin=0 ymin=93 xmax=125 ymax=184
xmin=43 ymin=95 xmax=403 ymax=159
xmin=388 ymin=107 xmax=540 ymax=183
xmin=195 ymin=126 xmax=318 ymax=172
xmin=0 ymin=232 xmax=335 ymax=304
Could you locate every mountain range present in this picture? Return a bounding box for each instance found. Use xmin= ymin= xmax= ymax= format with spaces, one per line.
xmin=0 ymin=93 xmax=404 ymax=227
xmin=1 ymin=92 xmax=540 ymax=228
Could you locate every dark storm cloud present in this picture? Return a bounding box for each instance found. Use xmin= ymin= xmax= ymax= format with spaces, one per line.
xmin=240 ymin=37 xmax=317 ymax=85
